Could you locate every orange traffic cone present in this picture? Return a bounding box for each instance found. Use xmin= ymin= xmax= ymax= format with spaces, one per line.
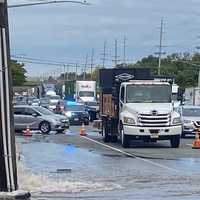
xmin=80 ymin=123 xmax=87 ymax=136
xmin=23 ymin=125 xmax=32 ymax=137
xmin=192 ymin=129 xmax=200 ymax=149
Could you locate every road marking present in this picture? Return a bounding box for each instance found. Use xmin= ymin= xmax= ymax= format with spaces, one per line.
xmin=82 ymin=136 xmax=179 ymax=173
xmin=186 ymin=144 xmax=193 ymax=147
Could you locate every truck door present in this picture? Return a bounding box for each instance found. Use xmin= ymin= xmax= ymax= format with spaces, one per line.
xmin=119 ymin=86 xmax=125 ymax=111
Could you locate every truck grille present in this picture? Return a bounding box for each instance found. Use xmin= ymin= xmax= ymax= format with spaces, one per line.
xmin=194 ymin=121 xmax=200 ymax=127
xmin=138 ymin=113 xmax=170 ymax=127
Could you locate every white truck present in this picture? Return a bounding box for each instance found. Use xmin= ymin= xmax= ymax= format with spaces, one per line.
xmin=76 ymin=81 xmax=96 ymax=103
xmin=100 ymin=68 xmax=182 ymax=148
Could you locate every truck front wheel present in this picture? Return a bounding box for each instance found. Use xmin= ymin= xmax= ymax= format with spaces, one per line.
xmin=102 ymin=123 xmax=111 ymax=143
xmin=170 ymin=135 xmax=180 ymax=148
xmin=120 ymin=127 xmax=130 ymax=148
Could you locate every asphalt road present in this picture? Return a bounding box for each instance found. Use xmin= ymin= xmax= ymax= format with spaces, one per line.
xmin=16 ymin=125 xmax=200 ymax=200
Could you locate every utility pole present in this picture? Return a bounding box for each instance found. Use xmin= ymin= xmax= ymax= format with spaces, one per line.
xmin=155 ymin=19 xmax=166 ymax=75
xmin=90 ymin=48 xmax=94 ymax=80
xmin=101 ymin=41 xmax=107 ymax=68
xmin=66 ymin=64 xmax=69 ymax=81
xmin=84 ymin=53 xmax=88 ymax=80
xmin=63 ymin=64 xmax=66 ymax=81
xmin=0 ymin=0 xmax=18 ymax=192
xmin=75 ymin=62 xmax=78 ymax=80
xmin=123 ymin=36 xmax=127 ymax=66
xmin=112 ymin=39 xmax=120 ymax=67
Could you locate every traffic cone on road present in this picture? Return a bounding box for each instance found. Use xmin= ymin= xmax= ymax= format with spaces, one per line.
xmin=23 ymin=125 xmax=32 ymax=137
xmin=192 ymin=129 xmax=200 ymax=149
xmin=80 ymin=123 xmax=87 ymax=136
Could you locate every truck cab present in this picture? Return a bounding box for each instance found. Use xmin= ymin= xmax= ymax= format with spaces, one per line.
xmin=118 ymin=81 xmax=181 ymax=147
xmin=99 ymin=68 xmax=182 ymax=148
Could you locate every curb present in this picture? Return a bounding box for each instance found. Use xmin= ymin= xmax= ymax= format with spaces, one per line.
xmin=0 ymin=190 xmax=31 ymax=200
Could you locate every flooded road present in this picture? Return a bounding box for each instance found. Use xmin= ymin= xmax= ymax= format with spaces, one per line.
xmin=16 ymin=126 xmax=200 ymax=200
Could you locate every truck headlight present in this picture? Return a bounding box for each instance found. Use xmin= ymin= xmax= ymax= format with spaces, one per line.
xmin=172 ymin=117 xmax=181 ymax=125
xmin=183 ymin=119 xmax=192 ymax=124
xmin=124 ymin=117 xmax=135 ymax=125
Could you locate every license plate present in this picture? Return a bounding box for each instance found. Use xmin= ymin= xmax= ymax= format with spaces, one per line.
xmin=74 ymin=118 xmax=79 ymax=121
xmin=150 ymin=133 xmax=159 ymax=139
xmin=150 ymin=130 xmax=159 ymax=139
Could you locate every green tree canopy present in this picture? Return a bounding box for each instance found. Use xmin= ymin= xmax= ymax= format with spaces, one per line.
xmin=11 ymin=60 xmax=27 ymax=86
xmin=117 ymin=53 xmax=200 ymax=88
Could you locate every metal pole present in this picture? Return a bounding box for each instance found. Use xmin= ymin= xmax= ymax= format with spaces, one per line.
xmin=123 ymin=36 xmax=127 ymax=66
xmin=198 ymin=70 xmax=200 ymax=88
xmin=158 ymin=19 xmax=164 ymax=75
xmin=0 ymin=0 xmax=18 ymax=192
xmin=75 ymin=62 xmax=78 ymax=80
xmin=84 ymin=54 xmax=88 ymax=80
xmin=90 ymin=48 xmax=94 ymax=80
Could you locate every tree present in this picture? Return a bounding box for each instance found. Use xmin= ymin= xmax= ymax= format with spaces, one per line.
xmin=119 ymin=53 xmax=200 ymax=89
xmin=11 ymin=60 xmax=27 ymax=86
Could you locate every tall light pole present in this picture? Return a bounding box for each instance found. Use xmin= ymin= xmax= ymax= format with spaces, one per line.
xmin=8 ymin=0 xmax=90 ymax=8
xmin=0 ymin=0 xmax=18 ymax=192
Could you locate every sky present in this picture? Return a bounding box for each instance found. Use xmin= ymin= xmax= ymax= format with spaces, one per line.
xmin=7 ymin=0 xmax=200 ymax=77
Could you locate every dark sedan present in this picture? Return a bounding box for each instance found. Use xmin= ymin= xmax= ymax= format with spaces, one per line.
xmin=64 ymin=103 xmax=90 ymax=125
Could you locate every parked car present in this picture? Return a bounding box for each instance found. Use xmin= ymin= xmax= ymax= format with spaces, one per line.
xmin=40 ymin=98 xmax=50 ymax=109
xmin=178 ymin=105 xmax=200 ymax=137
xmin=85 ymin=101 xmax=99 ymax=121
xmin=31 ymin=99 xmax=40 ymax=106
xmin=14 ymin=105 xmax=69 ymax=134
xmin=64 ymin=102 xmax=90 ymax=125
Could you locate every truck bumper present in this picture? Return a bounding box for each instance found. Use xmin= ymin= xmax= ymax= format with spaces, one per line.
xmin=123 ymin=125 xmax=181 ymax=139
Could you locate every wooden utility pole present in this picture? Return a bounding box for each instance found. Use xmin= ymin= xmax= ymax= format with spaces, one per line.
xmin=0 ymin=0 xmax=18 ymax=192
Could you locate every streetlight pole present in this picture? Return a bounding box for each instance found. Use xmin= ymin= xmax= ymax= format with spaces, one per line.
xmin=0 ymin=0 xmax=18 ymax=192
xmin=8 ymin=0 xmax=90 ymax=8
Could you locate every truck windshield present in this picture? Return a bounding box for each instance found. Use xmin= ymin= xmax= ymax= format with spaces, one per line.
xmin=126 ymin=85 xmax=171 ymax=103
xmin=79 ymin=91 xmax=94 ymax=97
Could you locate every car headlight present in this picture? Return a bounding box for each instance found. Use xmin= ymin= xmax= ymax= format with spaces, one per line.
xmin=183 ymin=119 xmax=193 ymax=124
xmin=124 ymin=117 xmax=135 ymax=125
xmin=172 ymin=117 xmax=181 ymax=125
xmin=65 ymin=111 xmax=72 ymax=117
xmin=61 ymin=119 xmax=69 ymax=123
xmin=51 ymin=119 xmax=60 ymax=124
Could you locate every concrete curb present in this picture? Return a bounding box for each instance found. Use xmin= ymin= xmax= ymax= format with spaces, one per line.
xmin=0 ymin=190 xmax=31 ymax=200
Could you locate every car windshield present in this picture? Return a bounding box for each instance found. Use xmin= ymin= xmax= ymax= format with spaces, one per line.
xmin=40 ymin=99 xmax=49 ymax=104
xmin=85 ymin=101 xmax=97 ymax=106
xmin=126 ymin=85 xmax=172 ymax=103
xmin=66 ymin=105 xmax=85 ymax=112
xmin=34 ymin=107 xmax=54 ymax=115
xmin=33 ymin=99 xmax=40 ymax=103
xmin=50 ymin=96 xmax=60 ymax=100
xmin=182 ymin=108 xmax=200 ymax=117
xmin=79 ymin=91 xmax=94 ymax=97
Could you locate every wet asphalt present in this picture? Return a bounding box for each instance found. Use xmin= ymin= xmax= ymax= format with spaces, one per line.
xmin=16 ymin=125 xmax=200 ymax=200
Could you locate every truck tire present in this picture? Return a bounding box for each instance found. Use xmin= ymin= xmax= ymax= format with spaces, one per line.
xmin=120 ymin=127 xmax=130 ymax=148
xmin=102 ymin=123 xmax=111 ymax=143
xmin=170 ymin=135 xmax=180 ymax=148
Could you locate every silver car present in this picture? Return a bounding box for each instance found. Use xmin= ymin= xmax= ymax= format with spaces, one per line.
xmin=178 ymin=105 xmax=200 ymax=137
xmin=14 ymin=105 xmax=69 ymax=134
